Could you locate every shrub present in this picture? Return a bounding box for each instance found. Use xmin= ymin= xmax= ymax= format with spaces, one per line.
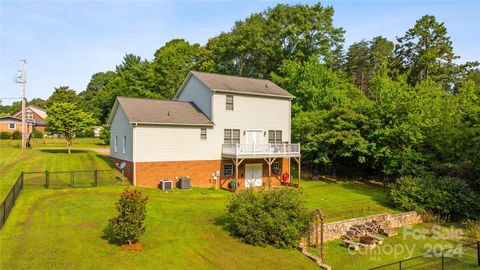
xmin=76 ymin=128 xmax=94 ymax=138
xmin=99 ymin=125 xmax=110 ymax=144
xmin=31 ymin=129 xmax=44 ymax=138
xmin=108 ymin=188 xmax=148 ymax=245
xmin=226 ymin=188 xmax=311 ymax=248
xmin=11 ymin=130 xmax=22 ymax=140
xmin=0 ymin=131 xmax=11 ymax=140
xmin=389 ymin=176 xmax=480 ymax=220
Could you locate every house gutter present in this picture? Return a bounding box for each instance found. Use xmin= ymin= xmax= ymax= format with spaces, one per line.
xmin=130 ymin=121 xmax=214 ymax=127
xmin=132 ymin=122 xmax=137 ymax=186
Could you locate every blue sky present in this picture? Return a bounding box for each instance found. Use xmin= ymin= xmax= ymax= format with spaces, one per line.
xmin=1 ymin=1 xmax=479 ymax=104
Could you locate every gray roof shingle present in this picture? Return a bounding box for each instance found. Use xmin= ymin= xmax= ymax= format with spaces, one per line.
xmin=117 ymin=96 xmax=213 ymax=126
xmin=190 ymin=71 xmax=294 ymax=98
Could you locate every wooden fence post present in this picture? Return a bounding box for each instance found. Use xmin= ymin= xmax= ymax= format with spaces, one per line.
xmin=94 ymin=170 xmax=98 ymax=187
xmin=45 ymin=170 xmax=49 ymax=189
xmin=477 ymin=240 xmax=479 ymax=266
xmin=70 ymin=172 xmax=74 ymax=188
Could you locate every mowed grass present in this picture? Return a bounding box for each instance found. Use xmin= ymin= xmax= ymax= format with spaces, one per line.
xmin=0 ymin=187 xmax=317 ymax=270
xmin=0 ymin=137 xmax=108 ymax=149
xmin=301 ymin=180 xmax=398 ymax=222
xmin=0 ymin=148 xmax=119 ymax=200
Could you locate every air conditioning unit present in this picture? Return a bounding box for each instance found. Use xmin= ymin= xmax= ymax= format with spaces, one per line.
xmin=159 ymin=180 xmax=173 ymax=190
xmin=178 ymin=177 xmax=191 ymax=189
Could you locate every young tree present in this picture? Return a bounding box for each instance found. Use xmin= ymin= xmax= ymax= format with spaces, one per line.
xmin=45 ymin=102 xmax=95 ymax=154
xmin=108 ymin=188 xmax=148 ymax=245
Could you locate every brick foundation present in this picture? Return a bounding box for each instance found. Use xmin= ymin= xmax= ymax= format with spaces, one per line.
xmin=110 ymin=157 xmax=291 ymax=190
xmin=110 ymin=157 xmax=134 ymax=184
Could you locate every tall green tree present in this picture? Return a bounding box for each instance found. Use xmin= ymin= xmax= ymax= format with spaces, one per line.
xmin=395 ymin=15 xmax=458 ymax=87
xmin=46 ymin=86 xmax=78 ymax=108
xmin=152 ymin=39 xmax=201 ymax=99
xmin=202 ymin=3 xmax=344 ymax=78
xmin=45 ymin=102 xmax=95 ymax=154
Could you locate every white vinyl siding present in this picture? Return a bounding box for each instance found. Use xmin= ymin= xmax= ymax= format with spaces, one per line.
xmin=109 ymin=106 xmax=133 ymax=161
xmin=212 ymin=93 xmax=291 ymax=146
xmin=134 ymin=125 xmax=216 ymax=162
xmin=176 ymin=75 xmax=213 ymax=119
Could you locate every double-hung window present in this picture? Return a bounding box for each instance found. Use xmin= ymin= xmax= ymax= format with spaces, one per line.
xmin=8 ymin=123 xmax=16 ymax=129
xmin=122 ymin=136 xmax=127 ymax=153
xmin=200 ymin=128 xmax=207 ymax=140
xmin=268 ymin=130 xmax=283 ymax=144
xmin=223 ymin=163 xmax=233 ymax=177
xmin=224 ymin=129 xmax=240 ymax=144
xmin=226 ymin=95 xmax=234 ymax=110
xmin=272 ymin=162 xmax=281 ymax=174
xmin=114 ymin=136 xmax=118 ymax=152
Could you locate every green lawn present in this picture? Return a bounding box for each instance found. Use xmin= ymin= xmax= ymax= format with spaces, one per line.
xmin=1 ymin=147 xmax=454 ymax=269
xmin=0 ymin=137 xmax=108 ymax=149
xmin=0 ymin=187 xmax=317 ymax=270
xmin=0 ymin=148 xmax=119 ymax=200
xmin=301 ymin=180 xmax=398 ymax=222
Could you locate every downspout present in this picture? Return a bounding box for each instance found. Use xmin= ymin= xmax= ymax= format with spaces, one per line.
xmin=133 ymin=123 xmax=137 ymax=186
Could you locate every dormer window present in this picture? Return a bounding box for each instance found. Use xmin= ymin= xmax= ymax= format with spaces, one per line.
xmin=226 ymin=95 xmax=234 ymax=111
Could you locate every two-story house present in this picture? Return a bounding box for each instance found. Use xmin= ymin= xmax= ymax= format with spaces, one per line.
xmin=0 ymin=105 xmax=47 ymax=134
xmin=107 ymin=71 xmax=301 ymax=190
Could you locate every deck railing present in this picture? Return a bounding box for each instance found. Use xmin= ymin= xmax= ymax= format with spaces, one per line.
xmin=222 ymin=143 xmax=300 ymax=157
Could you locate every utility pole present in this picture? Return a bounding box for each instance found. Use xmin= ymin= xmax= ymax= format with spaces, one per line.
xmin=15 ymin=60 xmax=27 ymax=149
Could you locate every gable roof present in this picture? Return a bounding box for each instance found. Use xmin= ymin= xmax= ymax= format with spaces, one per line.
xmin=13 ymin=105 xmax=47 ymax=119
xmin=0 ymin=116 xmax=22 ymax=122
xmin=175 ymin=71 xmax=294 ymax=99
xmin=108 ymin=96 xmax=213 ymax=126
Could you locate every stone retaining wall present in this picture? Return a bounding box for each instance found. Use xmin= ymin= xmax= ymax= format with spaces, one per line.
xmin=309 ymin=211 xmax=422 ymax=243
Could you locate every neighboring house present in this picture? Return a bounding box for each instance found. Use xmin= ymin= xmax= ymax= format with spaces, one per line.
xmin=107 ymin=71 xmax=301 ymax=190
xmin=11 ymin=105 xmax=48 ymax=133
xmin=0 ymin=116 xmax=22 ymax=133
xmin=93 ymin=126 xmax=103 ymax=137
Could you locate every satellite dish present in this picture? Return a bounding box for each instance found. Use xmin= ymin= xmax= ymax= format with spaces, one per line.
xmin=119 ymin=162 xmax=126 ymax=170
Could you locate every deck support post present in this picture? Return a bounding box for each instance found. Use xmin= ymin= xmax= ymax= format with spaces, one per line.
xmin=232 ymin=158 xmax=244 ymax=194
xmin=293 ymin=156 xmax=301 ymax=187
xmin=263 ymin=157 xmax=276 ymax=190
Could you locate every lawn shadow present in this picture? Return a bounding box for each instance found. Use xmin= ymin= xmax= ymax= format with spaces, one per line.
xmin=39 ymin=149 xmax=88 ymax=154
xmin=101 ymin=223 xmax=122 ymax=246
xmin=213 ymin=214 xmax=231 ymax=232
xmin=95 ymin=154 xmax=118 ymax=169
xmin=333 ymin=180 xmax=394 ymax=210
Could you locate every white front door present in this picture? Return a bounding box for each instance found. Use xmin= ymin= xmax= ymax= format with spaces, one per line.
xmin=246 ymin=130 xmax=263 ymax=152
xmin=245 ymin=163 xmax=263 ymax=188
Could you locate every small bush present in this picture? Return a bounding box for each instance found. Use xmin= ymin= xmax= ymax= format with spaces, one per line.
xmin=11 ymin=130 xmax=22 ymax=140
xmin=99 ymin=126 xmax=110 ymax=144
xmin=389 ymin=176 xmax=480 ymax=220
xmin=108 ymin=188 xmax=148 ymax=245
xmin=31 ymin=129 xmax=44 ymax=138
xmin=226 ymin=188 xmax=311 ymax=248
xmin=0 ymin=131 xmax=11 ymax=140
